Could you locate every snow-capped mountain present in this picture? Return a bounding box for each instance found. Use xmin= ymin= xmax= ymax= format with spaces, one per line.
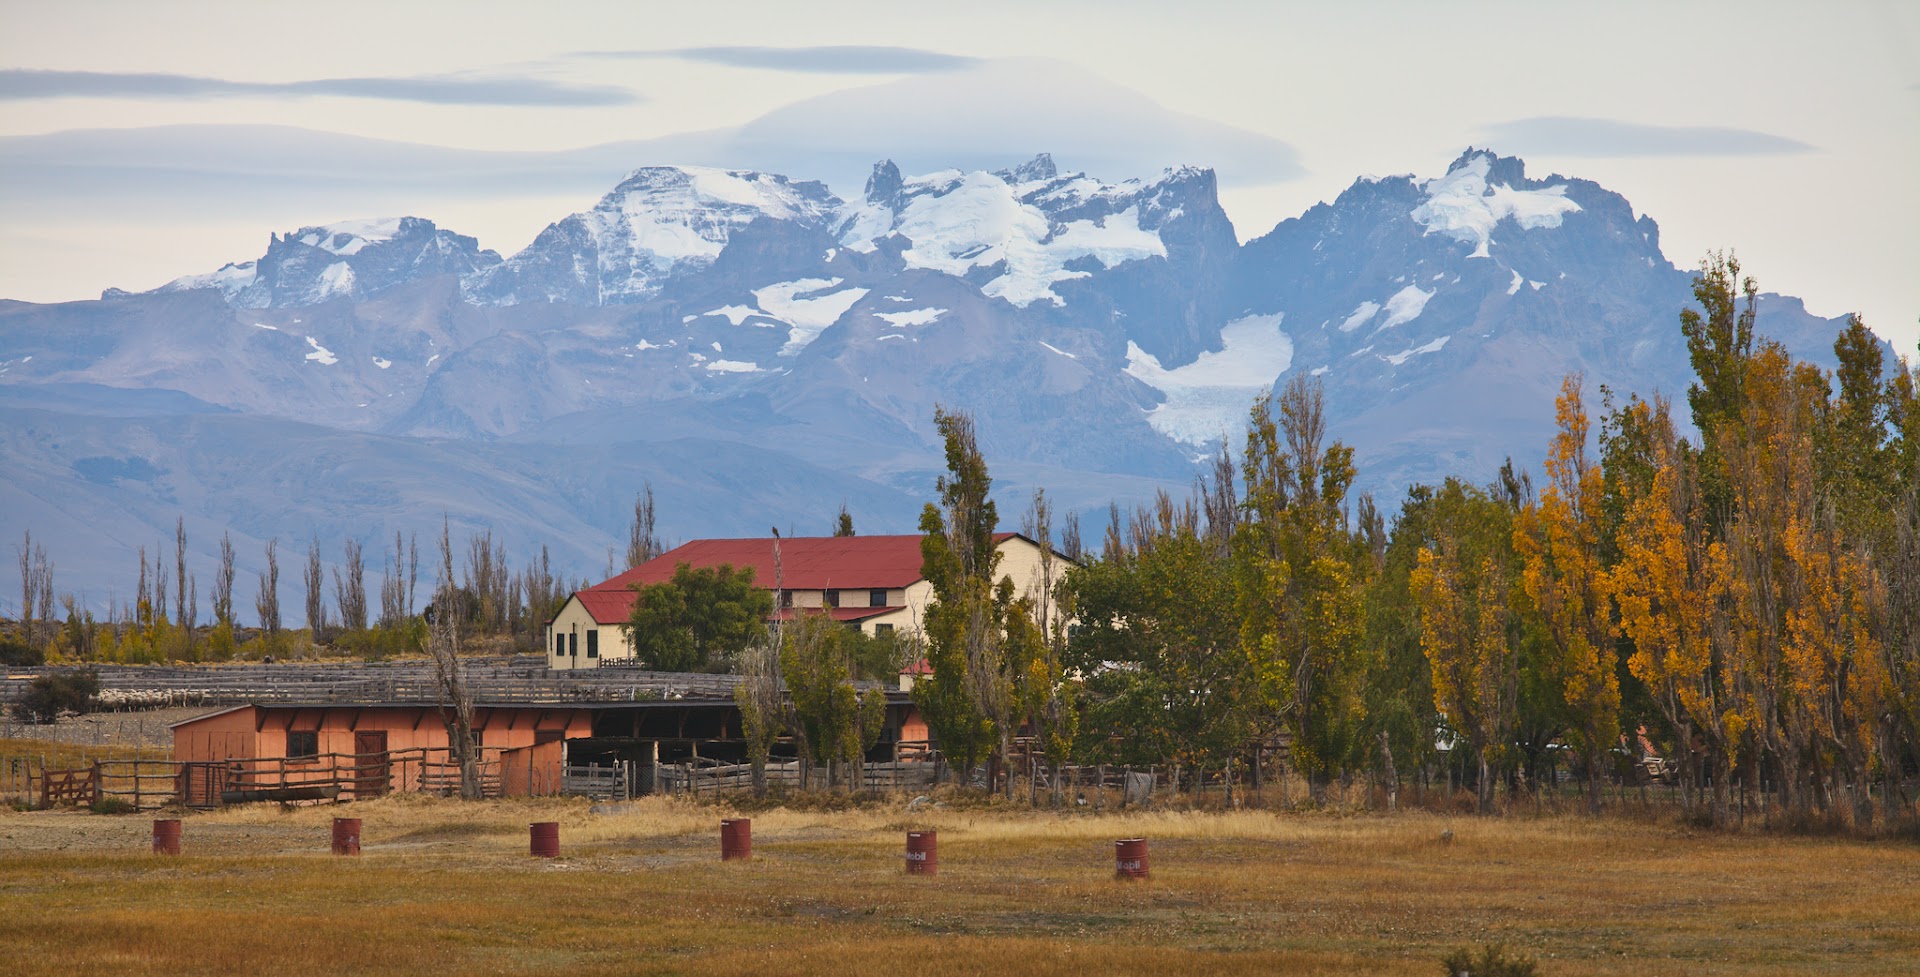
xmin=1 ymin=149 xmax=1864 ymax=609
xmin=463 ymin=166 xmax=842 ymax=307
xmin=133 ymin=217 xmax=500 ymax=309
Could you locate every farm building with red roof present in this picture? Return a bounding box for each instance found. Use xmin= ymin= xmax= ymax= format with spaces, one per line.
xmin=544 ymin=532 xmax=1063 ymax=671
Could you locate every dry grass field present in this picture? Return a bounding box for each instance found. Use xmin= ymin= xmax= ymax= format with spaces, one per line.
xmin=2 ymin=792 xmax=1916 ymax=977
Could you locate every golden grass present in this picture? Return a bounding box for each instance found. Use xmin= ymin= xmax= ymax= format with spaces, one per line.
xmin=1 ymin=795 xmax=1915 ymax=976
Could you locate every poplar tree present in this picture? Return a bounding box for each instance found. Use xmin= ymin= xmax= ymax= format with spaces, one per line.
xmin=1515 ymin=375 xmax=1620 ymax=813
xmin=1233 ymin=376 xmax=1366 ymax=800
xmin=915 ymin=407 xmax=1004 ymax=785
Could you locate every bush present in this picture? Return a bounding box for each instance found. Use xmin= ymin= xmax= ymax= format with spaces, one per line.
xmin=0 ymin=634 xmax=44 ymax=666
xmin=10 ymin=669 xmax=100 ymax=724
xmin=1440 ymin=944 xmax=1540 ymax=977
xmin=90 ymin=797 xmax=136 ymax=815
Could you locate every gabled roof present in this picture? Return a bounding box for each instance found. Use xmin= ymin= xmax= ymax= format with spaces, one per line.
xmin=566 ymin=532 xmax=1046 ymax=626
xmin=588 ymin=533 xmax=1019 ymax=594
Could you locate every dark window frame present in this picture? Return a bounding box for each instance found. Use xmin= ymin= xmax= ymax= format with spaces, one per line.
xmin=869 ymin=588 xmax=889 ymax=608
xmin=824 ymin=589 xmax=840 ymax=608
xmin=586 ymin=629 xmax=599 ymax=658
xmin=286 ymin=729 xmax=320 ymax=762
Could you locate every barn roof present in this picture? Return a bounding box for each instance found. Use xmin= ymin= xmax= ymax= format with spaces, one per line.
xmin=589 ymin=533 xmax=1021 ymax=594
xmin=564 ymin=532 xmax=1044 ymax=625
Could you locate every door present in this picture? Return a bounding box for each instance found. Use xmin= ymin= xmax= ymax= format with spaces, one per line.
xmin=353 ymin=730 xmax=390 ymax=798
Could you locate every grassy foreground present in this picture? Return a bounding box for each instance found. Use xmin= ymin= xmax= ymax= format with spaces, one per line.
xmin=1 ymin=794 xmax=1915 ymax=976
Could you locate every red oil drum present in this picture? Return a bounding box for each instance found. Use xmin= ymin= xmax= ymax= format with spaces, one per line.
xmin=906 ymin=830 xmax=938 ymax=876
xmin=529 ymin=821 xmax=561 ymax=858
xmin=1115 ymin=837 xmax=1149 ymax=879
xmin=152 ymin=818 xmax=182 ymax=855
xmin=721 ymin=818 xmax=752 ymax=861
xmin=331 ymin=817 xmax=362 ymax=856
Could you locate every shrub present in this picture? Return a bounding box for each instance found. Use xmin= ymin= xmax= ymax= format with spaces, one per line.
xmin=1440 ymin=944 xmax=1540 ymax=977
xmin=90 ymin=797 xmax=136 ymax=815
xmin=10 ymin=669 xmax=100 ymax=724
xmin=0 ymin=634 xmax=43 ymax=666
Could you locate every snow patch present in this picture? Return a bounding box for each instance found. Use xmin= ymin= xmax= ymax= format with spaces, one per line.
xmin=1125 ymin=314 xmax=1292 ymax=444
xmin=1410 ymin=154 xmax=1582 ymax=257
xmin=1310 ymin=365 xmax=1330 ymax=377
xmin=1038 ymin=341 xmax=1077 ymax=360
xmin=1530 ymin=280 xmax=1546 ymax=291
xmin=1507 ymin=269 xmax=1524 ymax=296
xmin=303 ymin=336 xmax=338 ymax=366
xmin=1377 ymin=286 xmax=1434 ymax=331
xmin=635 ymin=340 xmax=660 ymax=350
xmin=704 ymin=305 xmax=758 ymax=326
xmin=873 ymin=308 xmax=946 ymax=328
xmin=371 ymin=356 xmax=392 ymax=370
xmin=1382 ymin=335 xmax=1451 ymax=366
xmin=751 ymin=278 xmax=870 ymax=355
xmin=876 ymin=334 xmax=906 ymax=341
xmin=1338 ymin=301 xmax=1380 ymax=333
xmin=705 ymin=359 xmax=761 ymax=373
xmin=315 ymin=262 xmax=356 ymax=299
xmin=251 ymin=322 xmax=277 ymax=331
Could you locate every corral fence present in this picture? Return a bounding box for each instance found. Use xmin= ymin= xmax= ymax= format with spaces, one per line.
xmin=0 ymin=746 xmax=512 ymax=810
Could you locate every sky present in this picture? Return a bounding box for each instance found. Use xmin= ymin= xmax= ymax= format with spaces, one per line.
xmin=3 ymin=0 xmax=1916 ymax=352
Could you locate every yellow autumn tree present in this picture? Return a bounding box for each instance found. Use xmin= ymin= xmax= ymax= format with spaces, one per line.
xmin=1515 ymin=374 xmax=1620 ymax=813
xmin=1606 ymin=396 xmax=1738 ymax=824
xmin=1411 ymin=543 xmax=1517 ymax=814
xmin=1781 ymin=507 xmax=1886 ymax=826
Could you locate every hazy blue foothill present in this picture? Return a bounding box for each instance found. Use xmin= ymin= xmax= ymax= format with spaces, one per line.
xmin=0 ymin=150 xmax=1859 ymax=616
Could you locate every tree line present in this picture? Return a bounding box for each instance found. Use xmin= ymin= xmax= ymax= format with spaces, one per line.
xmin=907 ymin=254 xmax=1919 ymax=829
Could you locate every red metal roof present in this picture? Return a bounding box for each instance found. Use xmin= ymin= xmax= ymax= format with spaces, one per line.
xmin=570 ymin=533 xmax=1026 ymax=625
xmin=772 ymin=606 xmax=902 ymax=623
xmin=575 ymin=589 xmax=640 ymax=626
xmin=589 ymin=533 xmax=1015 ymax=594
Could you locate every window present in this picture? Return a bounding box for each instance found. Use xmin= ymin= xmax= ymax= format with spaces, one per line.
xmin=824 ymin=589 xmax=840 ymax=608
xmin=286 ymin=730 xmax=319 ymax=760
xmin=586 ymin=629 xmax=599 ymax=658
xmin=875 ymin=623 xmax=895 ymax=637
xmin=568 ymin=632 xmax=578 ymax=657
xmin=869 ymin=588 xmax=889 ymax=608
xmin=779 ymin=589 xmax=793 ymax=609
xmin=554 ymin=631 xmax=564 ymax=658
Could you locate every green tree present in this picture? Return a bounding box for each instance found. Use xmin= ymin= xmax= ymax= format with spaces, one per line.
xmin=625 ymin=563 xmax=771 ymax=672
xmin=1064 ymin=495 xmax=1249 ymax=770
xmin=834 ymin=505 xmax=856 ymax=537
xmin=914 ymin=407 xmax=1006 ymax=785
xmin=1233 ymin=377 xmax=1367 ymax=800
xmin=781 ymin=613 xmax=888 ymax=790
xmin=1680 ymin=251 xmax=1758 ymax=531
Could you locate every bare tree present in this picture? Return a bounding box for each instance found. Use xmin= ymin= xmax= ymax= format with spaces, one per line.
xmin=429 ymin=519 xmax=481 ymax=799
xmin=379 ymin=532 xmax=406 ymax=628
xmin=186 ymin=574 xmax=198 ymax=653
xmin=17 ymin=531 xmax=35 ymax=647
xmin=1060 ymin=512 xmax=1083 ymax=563
xmin=153 ymin=543 xmax=168 ymax=624
xmin=736 ymin=530 xmax=788 ymax=795
xmin=255 ymin=539 xmax=281 ymax=636
xmin=174 ymin=517 xmax=188 ymax=630
xmin=626 ymin=483 xmax=665 ymax=569
xmin=213 ymin=532 xmax=236 ymax=627
xmin=137 ymin=545 xmax=151 ymax=627
xmin=333 ymin=538 xmax=368 ymax=631
xmin=303 ymin=537 xmax=326 ymax=632
xmin=31 ymin=546 xmax=53 ymax=641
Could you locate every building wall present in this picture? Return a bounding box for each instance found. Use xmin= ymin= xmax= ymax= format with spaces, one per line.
xmin=546 ymin=596 xmax=633 ymax=670
xmin=171 ymin=706 xmax=260 ymax=764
